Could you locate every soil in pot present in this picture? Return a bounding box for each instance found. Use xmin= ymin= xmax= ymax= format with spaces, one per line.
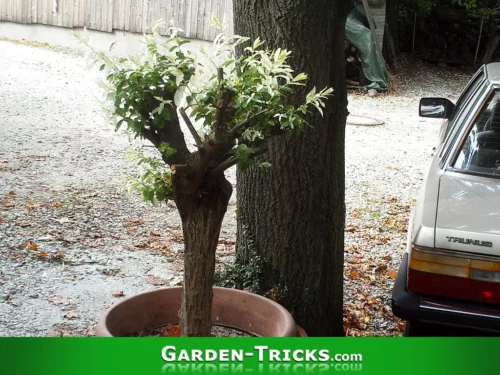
xmin=135 ymin=324 xmax=253 ymax=337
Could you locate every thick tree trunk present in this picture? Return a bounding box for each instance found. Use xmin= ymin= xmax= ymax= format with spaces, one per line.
xmin=383 ymin=0 xmax=399 ymax=69
xmin=234 ymin=0 xmax=352 ymax=336
xmin=175 ymin=175 xmax=232 ymax=336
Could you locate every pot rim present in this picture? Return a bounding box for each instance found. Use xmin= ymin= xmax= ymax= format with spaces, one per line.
xmin=96 ymin=286 xmax=297 ymax=337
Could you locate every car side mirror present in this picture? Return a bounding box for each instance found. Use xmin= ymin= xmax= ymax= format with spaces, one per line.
xmin=419 ymin=98 xmax=455 ymax=119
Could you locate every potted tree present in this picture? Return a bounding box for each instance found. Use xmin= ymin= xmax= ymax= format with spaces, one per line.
xmin=83 ymin=20 xmax=331 ymax=337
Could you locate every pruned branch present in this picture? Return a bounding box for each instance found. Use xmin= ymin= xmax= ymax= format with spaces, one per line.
xmin=228 ymin=110 xmax=267 ymax=137
xmin=210 ymin=145 xmax=268 ymax=176
xmin=179 ymin=107 xmax=203 ymax=147
xmin=171 ymin=164 xmax=194 ymax=177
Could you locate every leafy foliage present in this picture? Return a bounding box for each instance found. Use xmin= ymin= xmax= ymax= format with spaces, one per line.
xmin=408 ymin=0 xmax=500 ymax=16
xmin=123 ymin=148 xmax=173 ymax=204
xmin=78 ymin=18 xmax=331 ymax=203
xmin=214 ymin=251 xmax=265 ymax=294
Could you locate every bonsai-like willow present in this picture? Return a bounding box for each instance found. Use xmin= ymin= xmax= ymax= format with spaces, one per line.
xmin=83 ymin=20 xmax=331 ymax=336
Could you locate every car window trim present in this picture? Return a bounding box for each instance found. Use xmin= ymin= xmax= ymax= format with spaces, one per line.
xmin=445 ymin=85 xmax=500 ymax=179
xmin=440 ymin=82 xmax=490 ymax=169
xmin=440 ymin=68 xmax=486 ymax=153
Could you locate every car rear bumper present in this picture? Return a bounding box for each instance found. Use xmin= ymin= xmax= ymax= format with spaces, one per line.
xmin=392 ymin=253 xmax=500 ymax=332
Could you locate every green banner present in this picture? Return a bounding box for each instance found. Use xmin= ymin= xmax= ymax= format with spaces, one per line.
xmin=2 ymin=338 xmax=497 ymax=374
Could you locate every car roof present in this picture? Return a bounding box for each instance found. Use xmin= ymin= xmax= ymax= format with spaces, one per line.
xmin=486 ymin=63 xmax=500 ymax=84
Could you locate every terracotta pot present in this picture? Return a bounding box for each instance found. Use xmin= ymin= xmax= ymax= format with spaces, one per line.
xmin=96 ymin=286 xmax=297 ymax=337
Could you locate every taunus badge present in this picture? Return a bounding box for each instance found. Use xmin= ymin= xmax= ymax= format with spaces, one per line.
xmin=446 ymin=237 xmax=493 ymax=248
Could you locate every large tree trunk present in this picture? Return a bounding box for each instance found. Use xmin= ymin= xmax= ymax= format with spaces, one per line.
xmin=383 ymin=0 xmax=400 ymax=70
xmin=234 ymin=0 xmax=352 ymax=336
xmin=175 ymin=175 xmax=232 ymax=336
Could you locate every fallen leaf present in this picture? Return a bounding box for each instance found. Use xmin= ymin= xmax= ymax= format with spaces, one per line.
xmin=367 ymin=299 xmax=377 ymax=305
xmin=132 ymin=241 xmax=148 ymax=249
xmin=22 ymin=241 xmax=38 ymax=251
xmin=363 ymin=316 xmax=370 ymax=323
xmin=101 ymin=269 xmax=119 ymax=276
xmin=375 ymin=262 xmax=387 ymax=272
xmin=53 ymin=202 xmax=62 ymax=208
xmin=384 ymin=218 xmax=396 ymax=228
xmin=352 ymin=210 xmax=360 ymax=218
xmin=15 ymin=221 xmax=32 ymax=227
xmin=63 ymin=311 xmax=79 ymax=320
xmin=113 ymin=291 xmax=125 ymax=298
xmin=49 ymin=323 xmax=77 ymax=337
xmin=125 ymin=219 xmax=144 ymax=227
xmin=8 ymin=191 xmax=15 ymax=196
xmin=388 ymin=270 xmax=397 ymax=279
xmin=1 ymin=200 xmax=15 ymax=208
xmin=84 ymin=322 xmax=97 ymax=337
xmin=87 ymin=241 xmax=106 ymax=248
xmin=345 ymin=226 xmax=359 ymax=233
xmin=36 ymin=252 xmax=48 ymax=258
xmin=7 ymin=297 xmax=22 ymax=307
xmin=160 ymin=324 xmax=181 ymax=337
xmin=48 ymin=297 xmax=72 ymax=306
xmin=145 ymin=275 xmax=167 ymax=285
xmin=349 ymin=270 xmax=358 ymax=279
xmin=397 ymin=321 xmax=406 ymax=332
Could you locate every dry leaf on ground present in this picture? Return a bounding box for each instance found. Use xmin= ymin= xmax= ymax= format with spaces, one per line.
xmin=63 ymin=311 xmax=79 ymax=320
xmin=145 ymin=275 xmax=167 ymax=286
xmin=48 ymin=297 xmax=72 ymax=306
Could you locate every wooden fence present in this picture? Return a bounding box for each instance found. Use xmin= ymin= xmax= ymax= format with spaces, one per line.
xmin=0 ymin=0 xmax=234 ymax=41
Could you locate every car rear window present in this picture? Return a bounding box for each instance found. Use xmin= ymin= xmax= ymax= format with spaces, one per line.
xmin=453 ymin=91 xmax=500 ymax=175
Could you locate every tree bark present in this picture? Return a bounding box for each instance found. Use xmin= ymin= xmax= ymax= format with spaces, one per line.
xmin=234 ymin=0 xmax=352 ymax=336
xmin=481 ymin=34 xmax=500 ymax=65
xmin=383 ymin=0 xmax=399 ymax=69
xmin=175 ymin=174 xmax=232 ymax=336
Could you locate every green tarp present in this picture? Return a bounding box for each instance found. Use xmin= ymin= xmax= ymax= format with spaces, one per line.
xmin=346 ymin=5 xmax=388 ymax=92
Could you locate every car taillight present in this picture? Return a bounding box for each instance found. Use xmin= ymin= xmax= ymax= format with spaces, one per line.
xmin=407 ymin=247 xmax=500 ymax=304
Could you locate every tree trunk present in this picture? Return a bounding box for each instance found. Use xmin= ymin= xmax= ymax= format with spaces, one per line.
xmin=234 ymin=0 xmax=352 ymax=336
xmin=481 ymin=34 xmax=500 ymax=65
xmin=383 ymin=0 xmax=399 ymax=69
xmin=175 ymin=175 xmax=232 ymax=336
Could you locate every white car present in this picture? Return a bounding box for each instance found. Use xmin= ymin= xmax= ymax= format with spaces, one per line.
xmin=392 ymin=63 xmax=500 ymax=336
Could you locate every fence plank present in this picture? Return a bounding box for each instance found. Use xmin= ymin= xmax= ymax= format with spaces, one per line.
xmin=73 ymin=0 xmax=85 ymax=27
xmin=40 ymin=0 xmax=47 ymax=24
xmin=100 ymin=0 xmax=107 ymax=31
xmin=64 ymin=0 xmax=74 ymax=27
xmin=107 ymin=0 xmax=114 ymax=32
xmin=0 ymin=0 xmax=237 ymax=41
xmin=90 ymin=0 xmax=97 ymax=30
xmin=142 ymin=0 xmax=151 ymax=33
xmin=113 ymin=0 xmax=121 ymax=30
xmin=122 ymin=0 xmax=131 ymax=30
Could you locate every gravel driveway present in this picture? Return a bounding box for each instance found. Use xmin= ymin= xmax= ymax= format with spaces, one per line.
xmin=0 ymin=39 xmax=473 ymax=336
